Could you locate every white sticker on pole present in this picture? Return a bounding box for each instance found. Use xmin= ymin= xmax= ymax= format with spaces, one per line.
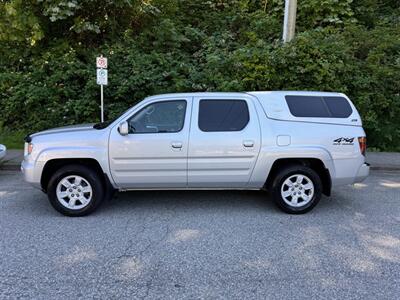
xmin=97 ymin=69 xmax=108 ymax=85
xmin=96 ymin=56 xmax=108 ymax=69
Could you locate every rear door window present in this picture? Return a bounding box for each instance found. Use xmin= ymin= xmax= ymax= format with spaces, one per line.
xmin=198 ymin=100 xmax=249 ymax=132
xmin=285 ymin=95 xmax=352 ymax=118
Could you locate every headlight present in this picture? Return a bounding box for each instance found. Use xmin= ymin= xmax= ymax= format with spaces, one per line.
xmin=24 ymin=143 xmax=33 ymax=155
xmin=28 ymin=143 xmax=34 ymax=155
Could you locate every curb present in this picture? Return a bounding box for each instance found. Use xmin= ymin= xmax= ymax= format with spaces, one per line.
xmin=370 ymin=166 xmax=400 ymax=171
xmin=0 ymin=165 xmax=21 ymax=171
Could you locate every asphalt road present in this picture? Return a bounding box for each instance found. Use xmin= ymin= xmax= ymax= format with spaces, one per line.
xmin=0 ymin=171 xmax=399 ymax=299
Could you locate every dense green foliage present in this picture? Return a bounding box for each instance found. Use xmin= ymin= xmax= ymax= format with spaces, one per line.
xmin=0 ymin=0 xmax=399 ymax=150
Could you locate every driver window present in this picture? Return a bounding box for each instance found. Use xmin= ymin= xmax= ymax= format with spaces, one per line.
xmin=128 ymin=100 xmax=187 ymax=133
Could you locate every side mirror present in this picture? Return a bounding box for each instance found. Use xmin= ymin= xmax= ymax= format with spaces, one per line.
xmin=118 ymin=121 xmax=129 ymax=136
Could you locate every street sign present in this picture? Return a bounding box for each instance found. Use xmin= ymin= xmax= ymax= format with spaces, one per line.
xmin=96 ymin=56 xmax=108 ymax=69
xmin=96 ymin=55 xmax=108 ymax=123
xmin=97 ymin=69 xmax=108 ymax=85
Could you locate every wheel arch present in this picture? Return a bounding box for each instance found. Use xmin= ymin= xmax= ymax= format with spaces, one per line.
xmin=264 ymin=158 xmax=332 ymax=196
xmin=41 ymin=158 xmax=114 ymax=194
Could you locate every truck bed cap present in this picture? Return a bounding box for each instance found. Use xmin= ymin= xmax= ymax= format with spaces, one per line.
xmin=248 ymin=91 xmax=362 ymax=126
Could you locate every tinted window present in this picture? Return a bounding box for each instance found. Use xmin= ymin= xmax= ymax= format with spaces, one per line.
xmin=285 ymin=96 xmax=352 ymax=118
xmin=199 ymin=100 xmax=249 ymax=132
xmin=324 ymin=96 xmax=353 ymax=118
xmin=285 ymin=96 xmax=330 ymax=117
xmin=128 ymin=100 xmax=186 ymax=133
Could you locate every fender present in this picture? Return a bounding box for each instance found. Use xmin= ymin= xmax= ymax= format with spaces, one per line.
xmin=248 ymin=145 xmax=335 ymax=188
xmin=36 ymin=146 xmax=111 ymax=180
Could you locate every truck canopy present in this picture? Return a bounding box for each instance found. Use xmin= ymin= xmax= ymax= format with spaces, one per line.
xmin=249 ymin=91 xmax=362 ymax=126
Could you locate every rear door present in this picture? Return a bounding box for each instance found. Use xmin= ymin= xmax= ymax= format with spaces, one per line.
xmin=188 ymin=96 xmax=261 ymax=188
xmin=109 ymin=97 xmax=191 ymax=188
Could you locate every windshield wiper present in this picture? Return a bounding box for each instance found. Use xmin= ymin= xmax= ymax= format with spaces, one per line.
xmin=93 ymin=120 xmax=113 ymax=130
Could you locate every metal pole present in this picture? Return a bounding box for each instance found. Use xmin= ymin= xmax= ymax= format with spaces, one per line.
xmin=100 ymin=84 xmax=104 ymax=122
xmin=283 ymin=0 xmax=297 ymax=43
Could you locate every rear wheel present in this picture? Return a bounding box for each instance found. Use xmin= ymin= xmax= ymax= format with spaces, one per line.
xmin=47 ymin=164 xmax=104 ymax=216
xmin=271 ymin=165 xmax=322 ymax=214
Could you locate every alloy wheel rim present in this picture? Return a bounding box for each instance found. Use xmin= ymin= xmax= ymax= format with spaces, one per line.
xmin=280 ymin=174 xmax=314 ymax=207
xmin=56 ymin=175 xmax=93 ymax=210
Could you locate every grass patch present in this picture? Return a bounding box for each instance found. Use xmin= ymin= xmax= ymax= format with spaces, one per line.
xmin=0 ymin=130 xmax=26 ymax=149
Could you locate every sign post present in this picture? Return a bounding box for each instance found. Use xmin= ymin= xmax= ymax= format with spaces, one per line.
xmin=101 ymin=84 xmax=104 ymax=123
xmin=96 ymin=56 xmax=108 ymax=122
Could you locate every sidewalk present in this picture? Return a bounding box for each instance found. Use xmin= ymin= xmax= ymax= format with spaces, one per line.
xmin=0 ymin=149 xmax=399 ymax=171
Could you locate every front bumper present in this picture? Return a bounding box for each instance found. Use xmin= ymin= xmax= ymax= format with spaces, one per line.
xmin=354 ymin=162 xmax=370 ymax=183
xmin=21 ymin=159 xmax=43 ymax=189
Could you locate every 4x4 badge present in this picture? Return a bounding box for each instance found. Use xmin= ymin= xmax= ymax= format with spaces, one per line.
xmin=333 ymin=137 xmax=354 ymax=145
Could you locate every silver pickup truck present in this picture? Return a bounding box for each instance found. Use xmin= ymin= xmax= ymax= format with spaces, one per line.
xmin=21 ymin=91 xmax=369 ymax=216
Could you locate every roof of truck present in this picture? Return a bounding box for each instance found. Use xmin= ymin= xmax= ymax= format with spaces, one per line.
xmin=248 ymin=90 xmax=345 ymax=97
xmin=145 ymin=91 xmax=344 ymax=100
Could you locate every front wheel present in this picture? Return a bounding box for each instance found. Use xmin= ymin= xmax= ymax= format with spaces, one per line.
xmin=271 ymin=165 xmax=322 ymax=214
xmin=47 ymin=164 xmax=105 ymax=217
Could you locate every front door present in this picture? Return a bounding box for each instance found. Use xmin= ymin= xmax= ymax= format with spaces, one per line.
xmin=109 ymin=98 xmax=191 ymax=188
xmin=188 ymin=96 xmax=261 ymax=188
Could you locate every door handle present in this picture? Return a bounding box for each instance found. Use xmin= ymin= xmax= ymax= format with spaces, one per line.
xmin=171 ymin=142 xmax=183 ymax=149
xmin=243 ymin=140 xmax=254 ymax=147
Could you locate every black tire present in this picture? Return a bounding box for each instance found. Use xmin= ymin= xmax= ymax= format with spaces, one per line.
xmin=47 ymin=164 xmax=105 ymax=217
xmin=271 ymin=165 xmax=322 ymax=214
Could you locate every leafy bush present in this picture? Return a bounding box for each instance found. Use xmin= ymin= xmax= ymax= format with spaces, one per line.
xmin=0 ymin=0 xmax=399 ymax=150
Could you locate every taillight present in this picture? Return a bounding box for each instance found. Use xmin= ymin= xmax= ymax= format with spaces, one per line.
xmin=358 ymin=137 xmax=366 ymax=156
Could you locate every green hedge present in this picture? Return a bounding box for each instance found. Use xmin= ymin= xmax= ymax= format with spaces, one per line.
xmin=0 ymin=1 xmax=399 ymax=150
